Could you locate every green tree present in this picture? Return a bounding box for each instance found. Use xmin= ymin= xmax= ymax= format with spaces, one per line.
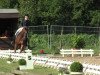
xmin=71 ymin=0 xmax=93 ymax=26
xmin=0 ymin=0 xmax=10 ymax=8
xmin=0 ymin=0 xmax=99 ymax=26
xmin=90 ymin=10 xmax=100 ymax=26
xmin=0 ymin=0 xmax=19 ymax=8
xmin=36 ymin=0 xmax=53 ymax=25
xmin=18 ymin=0 xmax=39 ymax=25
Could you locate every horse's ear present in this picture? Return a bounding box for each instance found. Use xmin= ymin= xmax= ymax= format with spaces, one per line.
xmin=25 ymin=27 xmax=28 ymax=30
xmin=24 ymin=26 xmax=28 ymax=31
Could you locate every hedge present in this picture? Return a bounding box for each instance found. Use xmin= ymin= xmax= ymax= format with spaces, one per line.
xmin=28 ymin=34 xmax=99 ymax=54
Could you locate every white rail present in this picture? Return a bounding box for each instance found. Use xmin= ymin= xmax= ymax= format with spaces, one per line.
xmin=60 ymin=49 xmax=94 ymax=57
xmin=0 ymin=50 xmax=99 ymax=75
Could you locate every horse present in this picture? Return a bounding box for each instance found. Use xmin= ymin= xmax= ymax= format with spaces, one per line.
xmin=14 ymin=27 xmax=27 ymax=53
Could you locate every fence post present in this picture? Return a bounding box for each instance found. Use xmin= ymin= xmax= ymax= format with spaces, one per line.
xmin=99 ymin=27 xmax=100 ymax=55
xmin=81 ymin=49 xmax=83 ymax=57
xmin=47 ymin=25 xmax=50 ymax=48
xmin=50 ymin=25 xmax=52 ymax=49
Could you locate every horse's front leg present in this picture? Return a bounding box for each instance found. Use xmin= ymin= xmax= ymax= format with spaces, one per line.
xmin=14 ymin=44 xmax=17 ymax=53
xmin=20 ymin=44 xmax=25 ymax=53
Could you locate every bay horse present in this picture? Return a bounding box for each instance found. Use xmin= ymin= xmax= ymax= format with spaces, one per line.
xmin=14 ymin=27 xmax=27 ymax=53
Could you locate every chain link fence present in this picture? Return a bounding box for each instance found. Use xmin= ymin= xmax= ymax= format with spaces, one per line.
xmin=28 ymin=25 xmax=100 ymax=54
xmin=50 ymin=25 xmax=100 ymax=34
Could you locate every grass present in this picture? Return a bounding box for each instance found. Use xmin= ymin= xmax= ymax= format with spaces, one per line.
xmin=0 ymin=59 xmax=19 ymax=73
xmin=0 ymin=59 xmax=59 ymax=75
xmin=27 ymin=65 xmax=59 ymax=75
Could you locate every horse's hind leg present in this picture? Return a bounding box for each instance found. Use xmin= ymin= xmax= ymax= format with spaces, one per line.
xmin=14 ymin=44 xmax=17 ymax=53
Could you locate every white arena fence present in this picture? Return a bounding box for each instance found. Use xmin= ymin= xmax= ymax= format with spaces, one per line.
xmin=0 ymin=49 xmax=32 ymax=61
xmin=60 ymin=49 xmax=94 ymax=57
xmin=0 ymin=50 xmax=100 ymax=75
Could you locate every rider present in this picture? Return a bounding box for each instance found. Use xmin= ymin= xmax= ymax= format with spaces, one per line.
xmin=21 ymin=14 xmax=30 ymax=48
xmin=21 ymin=14 xmax=30 ymax=28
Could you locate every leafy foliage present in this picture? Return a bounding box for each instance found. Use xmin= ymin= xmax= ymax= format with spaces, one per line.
xmin=29 ymin=34 xmax=98 ymax=54
xmin=59 ymin=67 xmax=69 ymax=74
xmin=0 ymin=0 xmax=99 ymax=26
xmin=90 ymin=10 xmax=100 ymax=26
xmin=0 ymin=0 xmax=99 ymax=54
xmin=7 ymin=57 xmax=13 ymax=62
xmin=18 ymin=59 xmax=26 ymax=65
xmin=71 ymin=35 xmax=86 ymax=49
xmin=0 ymin=0 xmax=19 ymax=8
xmin=70 ymin=62 xmax=83 ymax=72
